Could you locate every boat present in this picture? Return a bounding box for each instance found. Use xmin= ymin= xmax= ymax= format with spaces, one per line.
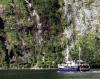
xmin=77 ymin=60 xmax=90 ymax=71
xmin=57 ymin=46 xmax=90 ymax=72
xmin=58 ymin=60 xmax=80 ymax=72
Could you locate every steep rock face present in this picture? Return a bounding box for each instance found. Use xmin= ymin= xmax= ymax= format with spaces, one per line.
xmin=0 ymin=0 xmax=99 ymax=68
xmin=63 ymin=0 xmax=100 ymax=47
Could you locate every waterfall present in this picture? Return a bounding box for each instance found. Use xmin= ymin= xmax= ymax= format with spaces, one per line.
xmin=63 ymin=0 xmax=100 ymax=62
xmin=32 ymin=10 xmax=42 ymax=45
xmin=64 ymin=45 xmax=69 ymax=63
xmin=24 ymin=0 xmax=42 ymax=46
xmin=24 ymin=0 xmax=44 ymax=67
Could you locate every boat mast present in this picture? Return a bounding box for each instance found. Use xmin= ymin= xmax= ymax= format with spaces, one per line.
xmin=79 ymin=46 xmax=81 ymax=65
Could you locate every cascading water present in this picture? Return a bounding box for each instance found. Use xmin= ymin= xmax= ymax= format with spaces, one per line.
xmin=24 ymin=0 xmax=42 ymax=45
xmin=32 ymin=10 xmax=42 ymax=45
xmin=64 ymin=45 xmax=70 ymax=63
xmin=24 ymin=0 xmax=44 ymax=67
xmin=64 ymin=0 xmax=100 ymax=37
xmin=63 ymin=0 xmax=100 ymax=62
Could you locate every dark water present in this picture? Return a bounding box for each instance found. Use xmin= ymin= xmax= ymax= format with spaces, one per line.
xmin=0 ymin=69 xmax=100 ymax=79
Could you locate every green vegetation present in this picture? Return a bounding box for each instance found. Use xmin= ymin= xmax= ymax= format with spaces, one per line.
xmin=71 ymin=34 xmax=100 ymax=67
xmin=0 ymin=0 xmax=67 ymax=68
xmin=0 ymin=0 xmax=99 ymax=68
xmin=0 ymin=0 xmax=11 ymax=4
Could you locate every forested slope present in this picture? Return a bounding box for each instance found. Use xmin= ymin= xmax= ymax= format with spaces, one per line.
xmin=0 ymin=0 xmax=99 ymax=68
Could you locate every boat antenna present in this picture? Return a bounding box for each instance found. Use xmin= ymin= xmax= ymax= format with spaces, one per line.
xmin=79 ymin=46 xmax=81 ymax=65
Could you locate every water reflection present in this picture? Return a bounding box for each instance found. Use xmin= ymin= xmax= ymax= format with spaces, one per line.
xmin=0 ymin=69 xmax=100 ymax=79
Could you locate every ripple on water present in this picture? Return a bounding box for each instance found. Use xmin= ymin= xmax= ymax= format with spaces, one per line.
xmin=0 ymin=70 xmax=100 ymax=79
